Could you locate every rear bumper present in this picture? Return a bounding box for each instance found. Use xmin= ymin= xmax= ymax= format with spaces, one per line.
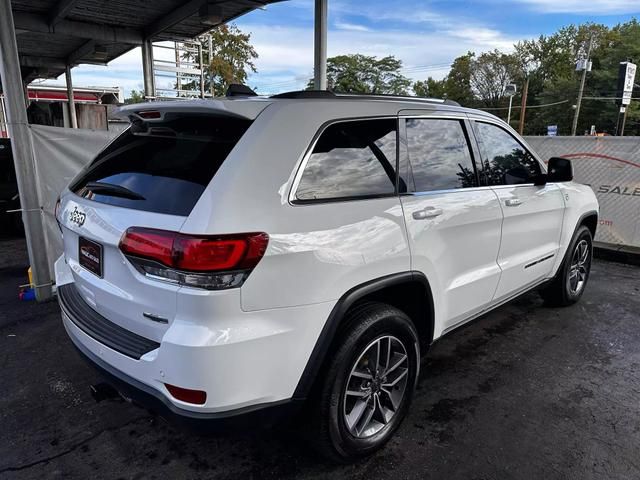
xmin=55 ymin=254 xmax=333 ymax=429
xmin=68 ymin=331 xmax=302 ymax=431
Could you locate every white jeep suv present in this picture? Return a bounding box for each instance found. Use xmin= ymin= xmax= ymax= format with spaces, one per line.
xmin=55 ymin=90 xmax=598 ymax=461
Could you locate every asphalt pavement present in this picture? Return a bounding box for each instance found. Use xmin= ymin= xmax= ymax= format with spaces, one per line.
xmin=1 ymin=235 xmax=639 ymax=480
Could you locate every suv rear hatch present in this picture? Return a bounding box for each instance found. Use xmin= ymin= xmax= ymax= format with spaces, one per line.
xmin=58 ymin=105 xmax=259 ymax=344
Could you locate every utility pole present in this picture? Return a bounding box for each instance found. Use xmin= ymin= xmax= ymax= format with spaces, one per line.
xmin=571 ymin=36 xmax=593 ymax=136
xmin=518 ymin=76 xmax=529 ymax=135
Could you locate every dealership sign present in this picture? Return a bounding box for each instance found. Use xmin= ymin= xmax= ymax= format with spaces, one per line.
xmin=617 ymin=62 xmax=637 ymax=106
xmin=525 ymin=136 xmax=640 ymax=252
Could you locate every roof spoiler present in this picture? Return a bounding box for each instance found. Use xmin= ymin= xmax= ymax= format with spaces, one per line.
xmin=225 ymin=84 xmax=258 ymax=97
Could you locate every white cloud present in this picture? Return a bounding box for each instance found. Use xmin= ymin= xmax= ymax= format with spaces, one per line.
xmin=514 ymin=0 xmax=640 ymax=14
xmin=36 ymin=2 xmax=526 ymax=98
xmin=243 ymin=20 xmax=524 ymax=93
xmin=44 ymin=47 xmax=143 ymax=94
xmin=334 ymin=21 xmax=371 ymax=32
xmin=445 ymin=27 xmax=516 ymax=51
xmin=329 ymin=0 xmax=445 ymax=25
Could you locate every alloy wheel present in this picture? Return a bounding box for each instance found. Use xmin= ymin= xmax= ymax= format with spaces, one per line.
xmin=567 ymin=239 xmax=590 ymax=295
xmin=342 ymin=335 xmax=409 ymax=438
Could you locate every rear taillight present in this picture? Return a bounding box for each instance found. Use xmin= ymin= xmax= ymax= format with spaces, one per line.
xmin=119 ymin=227 xmax=268 ymax=290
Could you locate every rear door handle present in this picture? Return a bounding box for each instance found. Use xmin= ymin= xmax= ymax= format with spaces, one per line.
xmin=412 ymin=207 xmax=443 ymax=220
xmin=505 ymin=198 xmax=522 ymax=207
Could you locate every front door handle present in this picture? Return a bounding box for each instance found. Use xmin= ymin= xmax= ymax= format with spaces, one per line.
xmin=505 ymin=198 xmax=522 ymax=207
xmin=412 ymin=207 xmax=443 ymax=220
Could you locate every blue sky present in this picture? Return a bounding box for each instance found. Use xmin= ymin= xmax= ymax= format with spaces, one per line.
xmin=41 ymin=0 xmax=640 ymax=97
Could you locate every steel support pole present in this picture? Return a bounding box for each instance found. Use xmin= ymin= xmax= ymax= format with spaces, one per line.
xmin=0 ymin=0 xmax=52 ymax=301
xmin=313 ymin=0 xmax=328 ymax=90
xmin=620 ymin=107 xmax=628 ymax=136
xmin=142 ymin=39 xmax=155 ymax=99
xmin=198 ymin=43 xmax=205 ymax=99
xmin=175 ymin=42 xmax=181 ymax=97
xmin=208 ymin=35 xmax=213 ymax=97
xmin=507 ymin=95 xmax=514 ymax=125
xmin=65 ymin=66 xmax=78 ymax=128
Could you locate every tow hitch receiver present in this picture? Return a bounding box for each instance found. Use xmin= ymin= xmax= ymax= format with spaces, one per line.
xmin=90 ymin=382 xmax=121 ymax=403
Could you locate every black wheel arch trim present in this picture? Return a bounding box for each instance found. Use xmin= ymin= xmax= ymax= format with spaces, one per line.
xmin=570 ymin=210 xmax=598 ymax=249
xmin=292 ymin=271 xmax=434 ymax=401
xmin=552 ymin=210 xmax=598 ymax=280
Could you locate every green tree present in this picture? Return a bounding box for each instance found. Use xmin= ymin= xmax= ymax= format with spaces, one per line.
xmin=180 ymin=24 xmax=258 ymax=97
xmin=512 ymin=23 xmax=616 ymax=135
xmin=470 ymin=49 xmax=521 ymax=108
xmin=415 ymin=20 xmax=640 ymax=135
xmin=586 ymin=20 xmax=640 ymax=134
xmin=443 ymin=52 xmax=475 ymax=105
xmin=413 ymin=77 xmax=446 ymax=98
xmin=124 ymin=89 xmax=145 ymax=104
xmin=309 ymin=54 xmax=411 ymax=95
xmin=413 ymin=53 xmax=475 ymax=105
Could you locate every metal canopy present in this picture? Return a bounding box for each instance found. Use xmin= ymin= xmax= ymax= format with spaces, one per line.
xmin=1 ymin=0 xmax=327 ymax=303
xmin=9 ymin=0 xmax=286 ymax=82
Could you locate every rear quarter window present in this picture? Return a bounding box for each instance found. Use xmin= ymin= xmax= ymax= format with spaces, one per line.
xmin=294 ymin=118 xmax=398 ymax=202
xmin=70 ymin=114 xmax=252 ymax=216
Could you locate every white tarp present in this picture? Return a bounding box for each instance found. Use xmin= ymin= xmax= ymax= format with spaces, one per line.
xmin=30 ymin=124 xmax=124 ymax=279
xmin=526 ymin=136 xmax=640 ymax=251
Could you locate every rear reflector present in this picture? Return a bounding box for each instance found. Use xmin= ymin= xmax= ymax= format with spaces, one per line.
xmin=119 ymin=228 xmax=269 ymax=290
xmin=165 ymin=384 xmax=207 ymax=405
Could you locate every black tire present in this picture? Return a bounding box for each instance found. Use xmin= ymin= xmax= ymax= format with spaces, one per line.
xmin=309 ymin=302 xmax=420 ymax=462
xmin=540 ymin=225 xmax=593 ymax=307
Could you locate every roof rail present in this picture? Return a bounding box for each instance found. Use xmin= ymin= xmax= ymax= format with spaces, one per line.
xmin=270 ymin=90 xmax=337 ymax=99
xmin=336 ymin=92 xmax=461 ymax=107
xmin=270 ymin=89 xmax=460 ymax=106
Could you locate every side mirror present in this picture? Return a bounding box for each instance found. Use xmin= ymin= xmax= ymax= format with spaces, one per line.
xmin=547 ymin=157 xmax=573 ymax=182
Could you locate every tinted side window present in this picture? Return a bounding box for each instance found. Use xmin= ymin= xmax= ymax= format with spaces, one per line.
xmin=405 ymin=118 xmax=477 ymax=191
xmin=295 ymin=119 xmax=397 ymax=201
xmin=474 ymin=122 xmax=541 ymax=186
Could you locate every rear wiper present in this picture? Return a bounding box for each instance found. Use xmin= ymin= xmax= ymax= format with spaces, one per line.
xmin=84 ymin=181 xmax=145 ymax=200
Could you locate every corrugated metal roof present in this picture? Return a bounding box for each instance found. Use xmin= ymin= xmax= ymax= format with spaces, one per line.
xmin=9 ymin=0 xmax=286 ymax=82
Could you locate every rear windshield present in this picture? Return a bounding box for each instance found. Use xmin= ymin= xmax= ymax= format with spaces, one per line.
xmin=70 ymin=113 xmax=252 ymax=216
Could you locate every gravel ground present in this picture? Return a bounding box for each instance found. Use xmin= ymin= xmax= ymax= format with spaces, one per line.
xmin=1 ymin=235 xmax=639 ymax=480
